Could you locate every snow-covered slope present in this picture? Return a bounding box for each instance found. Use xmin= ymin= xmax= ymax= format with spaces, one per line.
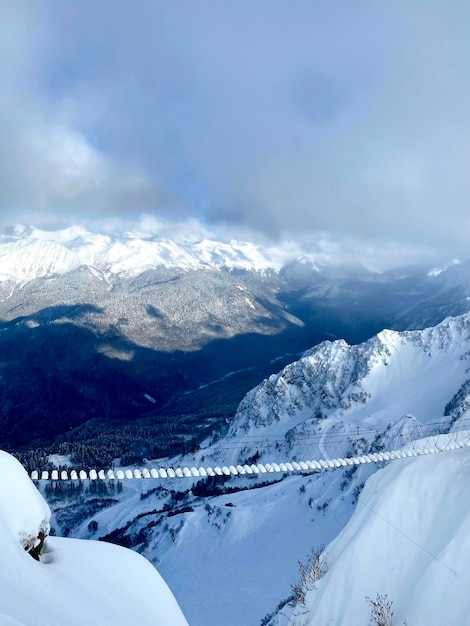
xmin=231 ymin=313 xmax=470 ymax=445
xmin=0 ymin=450 xmax=187 ymax=626
xmin=280 ymin=442 xmax=470 ymax=625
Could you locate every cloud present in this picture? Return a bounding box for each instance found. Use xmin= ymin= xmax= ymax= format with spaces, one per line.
xmin=0 ymin=2 xmax=163 ymax=226
xmin=1 ymin=1 xmax=470 ymax=265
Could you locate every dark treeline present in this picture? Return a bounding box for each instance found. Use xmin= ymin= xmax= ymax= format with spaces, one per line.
xmin=10 ymin=408 xmax=232 ymax=473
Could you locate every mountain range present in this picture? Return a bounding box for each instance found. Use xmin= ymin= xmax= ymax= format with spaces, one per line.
xmin=3 ymin=225 xmax=470 ymax=460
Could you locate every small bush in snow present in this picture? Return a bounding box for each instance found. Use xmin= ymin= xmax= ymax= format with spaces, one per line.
xmin=366 ymin=593 xmax=394 ymax=626
xmin=290 ymin=545 xmax=327 ymax=607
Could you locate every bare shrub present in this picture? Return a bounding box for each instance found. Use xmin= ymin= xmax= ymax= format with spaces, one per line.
xmin=290 ymin=545 xmax=328 ymax=607
xmin=366 ymin=593 xmax=394 ymax=626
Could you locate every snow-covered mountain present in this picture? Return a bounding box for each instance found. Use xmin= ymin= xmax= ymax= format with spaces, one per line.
xmin=231 ymin=313 xmax=470 ymax=441
xmin=0 ymin=224 xmax=294 ymax=283
xmin=42 ymin=312 xmax=470 ymax=626
xmin=0 ymin=450 xmax=187 ymax=626
xmin=3 ymin=224 xmax=470 ymax=459
xmin=0 ymin=226 xmax=310 ymax=452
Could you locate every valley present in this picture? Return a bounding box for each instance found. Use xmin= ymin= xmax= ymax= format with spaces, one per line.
xmin=3 ymin=226 xmax=470 ymax=625
xmin=2 ymin=227 xmax=470 ymax=464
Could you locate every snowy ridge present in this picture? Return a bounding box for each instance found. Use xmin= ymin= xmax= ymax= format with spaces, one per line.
xmin=428 ymin=258 xmax=461 ymax=277
xmin=231 ymin=313 xmax=470 ymax=445
xmin=0 ymin=224 xmax=294 ymax=283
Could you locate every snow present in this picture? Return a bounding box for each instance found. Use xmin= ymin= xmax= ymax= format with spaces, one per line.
xmin=287 ymin=442 xmax=470 ymax=625
xmin=146 ymin=473 xmax=356 ymax=626
xmin=65 ymin=453 xmax=370 ymax=626
xmin=428 ymin=258 xmax=461 ymax=277
xmin=0 ymin=451 xmax=188 ymax=626
xmin=0 ymin=451 xmax=50 ymax=550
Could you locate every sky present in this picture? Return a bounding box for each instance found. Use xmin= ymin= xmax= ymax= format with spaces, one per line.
xmin=1 ymin=1 xmax=470 ymax=268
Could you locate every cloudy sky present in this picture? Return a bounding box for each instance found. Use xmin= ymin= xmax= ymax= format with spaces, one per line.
xmin=1 ymin=1 xmax=470 ymax=267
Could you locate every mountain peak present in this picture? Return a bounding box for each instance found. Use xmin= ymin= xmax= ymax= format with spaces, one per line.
xmin=231 ymin=312 xmax=470 ymax=440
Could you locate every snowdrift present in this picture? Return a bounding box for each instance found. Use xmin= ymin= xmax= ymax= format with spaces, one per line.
xmin=0 ymin=451 xmax=188 ymax=626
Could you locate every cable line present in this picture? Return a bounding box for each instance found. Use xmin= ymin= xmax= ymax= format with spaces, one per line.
xmin=29 ymin=420 xmax=470 ymax=481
